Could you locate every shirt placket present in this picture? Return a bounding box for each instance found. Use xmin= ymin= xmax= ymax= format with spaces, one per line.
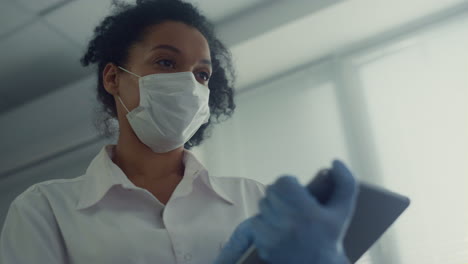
xmin=163 ymin=169 xmax=199 ymax=263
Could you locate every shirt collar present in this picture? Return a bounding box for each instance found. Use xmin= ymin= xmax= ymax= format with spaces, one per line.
xmin=76 ymin=145 xmax=234 ymax=210
xmin=182 ymin=148 xmax=235 ymax=205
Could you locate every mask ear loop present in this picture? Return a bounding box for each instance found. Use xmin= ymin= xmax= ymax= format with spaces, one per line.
xmin=117 ymin=96 xmax=130 ymax=114
xmin=116 ymin=66 xmax=141 ymax=114
xmin=118 ymin=66 xmax=141 ymax=78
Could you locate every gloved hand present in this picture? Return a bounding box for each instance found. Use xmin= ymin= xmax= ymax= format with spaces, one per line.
xmin=213 ymin=218 xmax=254 ymax=264
xmin=213 ymin=160 xmax=359 ymax=264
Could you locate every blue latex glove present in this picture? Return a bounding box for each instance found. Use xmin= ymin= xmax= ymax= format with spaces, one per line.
xmin=213 ymin=160 xmax=358 ymax=264
xmin=213 ymin=218 xmax=254 ymax=264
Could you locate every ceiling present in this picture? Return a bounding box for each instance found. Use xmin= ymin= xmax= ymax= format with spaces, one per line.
xmin=231 ymin=0 xmax=468 ymax=90
xmin=1 ymin=0 xmax=468 ymax=114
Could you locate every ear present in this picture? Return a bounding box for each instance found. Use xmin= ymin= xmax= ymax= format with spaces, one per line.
xmin=103 ymin=63 xmax=120 ymax=96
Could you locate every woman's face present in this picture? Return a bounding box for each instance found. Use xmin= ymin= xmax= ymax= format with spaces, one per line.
xmin=106 ymin=20 xmax=212 ymax=115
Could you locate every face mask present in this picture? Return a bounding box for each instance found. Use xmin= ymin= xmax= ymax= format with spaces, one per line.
xmin=117 ymin=66 xmax=210 ymax=153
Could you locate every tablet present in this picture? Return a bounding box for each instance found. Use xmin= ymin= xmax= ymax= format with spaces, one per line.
xmin=236 ymin=181 xmax=410 ymax=264
xmin=343 ymin=182 xmax=410 ymax=262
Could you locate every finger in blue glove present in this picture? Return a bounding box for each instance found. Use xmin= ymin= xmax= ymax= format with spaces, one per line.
xmin=213 ymin=218 xmax=254 ymax=264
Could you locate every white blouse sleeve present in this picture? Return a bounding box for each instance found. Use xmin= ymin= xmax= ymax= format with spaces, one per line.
xmin=0 ymin=187 xmax=67 ymax=263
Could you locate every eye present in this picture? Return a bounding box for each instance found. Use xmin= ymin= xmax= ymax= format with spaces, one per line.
xmin=197 ymin=71 xmax=211 ymax=82
xmin=156 ymin=59 xmax=175 ymax=69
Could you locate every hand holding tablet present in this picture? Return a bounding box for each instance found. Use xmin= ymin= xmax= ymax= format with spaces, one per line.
xmin=214 ymin=160 xmax=410 ymax=264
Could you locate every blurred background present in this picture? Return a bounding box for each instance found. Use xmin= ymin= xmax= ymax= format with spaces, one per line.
xmin=1 ymin=0 xmax=467 ymax=263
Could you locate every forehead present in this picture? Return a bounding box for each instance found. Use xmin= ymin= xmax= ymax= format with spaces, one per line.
xmin=135 ymin=21 xmax=211 ymax=58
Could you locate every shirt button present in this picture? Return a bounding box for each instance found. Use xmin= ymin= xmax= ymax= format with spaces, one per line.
xmin=184 ymin=253 xmax=192 ymax=261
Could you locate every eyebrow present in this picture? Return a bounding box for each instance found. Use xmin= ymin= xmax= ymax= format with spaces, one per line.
xmin=151 ymin=44 xmax=212 ymax=66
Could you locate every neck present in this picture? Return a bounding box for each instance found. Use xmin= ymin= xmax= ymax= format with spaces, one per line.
xmin=112 ymin=127 xmax=185 ymax=188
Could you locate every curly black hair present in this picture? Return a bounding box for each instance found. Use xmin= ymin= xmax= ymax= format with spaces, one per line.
xmin=80 ymin=0 xmax=236 ymax=149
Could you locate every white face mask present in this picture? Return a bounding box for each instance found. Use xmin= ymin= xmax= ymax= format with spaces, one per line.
xmin=117 ymin=66 xmax=210 ymax=153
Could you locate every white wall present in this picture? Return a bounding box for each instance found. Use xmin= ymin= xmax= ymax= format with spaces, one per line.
xmin=197 ymin=61 xmax=352 ymax=185
xmin=346 ymin=12 xmax=468 ymax=264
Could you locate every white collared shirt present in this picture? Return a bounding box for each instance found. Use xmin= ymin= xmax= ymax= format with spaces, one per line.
xmin=0 ymin=145 xmax=266 ymax=264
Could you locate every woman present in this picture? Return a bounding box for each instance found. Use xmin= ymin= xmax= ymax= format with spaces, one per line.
xmin=0 ymin=0 xmax=358 ymax=263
